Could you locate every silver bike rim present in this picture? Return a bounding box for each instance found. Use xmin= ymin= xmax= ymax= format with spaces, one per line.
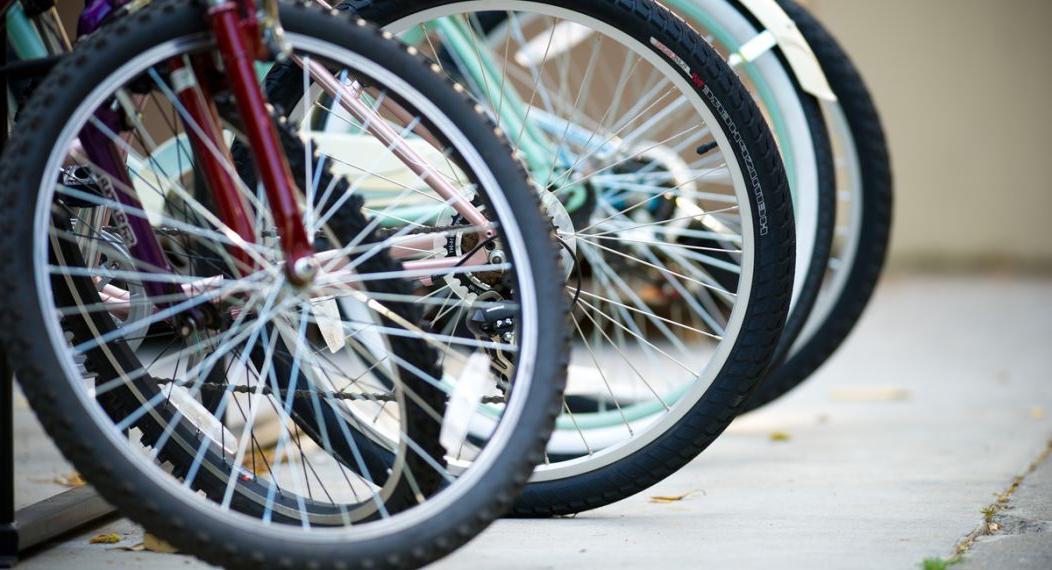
xmin=384 ymin=2 xmax=759 ymax=481
xmin=33 ymin=31 xmax=543 ymax=540
xmin=790 ymin=102 xmax=864 ymax=356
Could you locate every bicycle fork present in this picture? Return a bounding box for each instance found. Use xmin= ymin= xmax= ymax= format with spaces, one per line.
xmin=79 ymin=0 xmax=501 ymax=324
xmin=81 ymin=0 xmax=315 ymax=309
xmin=204 ymin=0 xmax=315 ymax=284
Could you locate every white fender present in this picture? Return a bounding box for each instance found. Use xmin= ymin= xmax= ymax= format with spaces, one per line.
xmin=732 ymin=0 xmax=837 ymax=101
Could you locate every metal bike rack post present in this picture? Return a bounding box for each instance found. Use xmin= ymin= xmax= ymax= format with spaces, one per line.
xmin=1 ymin=351 xmax=16 ymax=568
xmin=0 ymin=353 xmax=119 ymax=568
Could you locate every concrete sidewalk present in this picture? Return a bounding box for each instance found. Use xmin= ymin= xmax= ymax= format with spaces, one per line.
xmin=9 ymin=274 xmax=1052 ymax=569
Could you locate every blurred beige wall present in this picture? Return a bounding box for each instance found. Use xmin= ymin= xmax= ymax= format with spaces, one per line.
xmin=53 ymin=1 xmax=1052 ymax=268
xmin=807 ymin=0 xmax=1052 ymax=269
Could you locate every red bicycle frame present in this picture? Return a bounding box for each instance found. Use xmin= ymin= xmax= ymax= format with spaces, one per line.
xmin=195 ymin=0 xmax=316 ymax=284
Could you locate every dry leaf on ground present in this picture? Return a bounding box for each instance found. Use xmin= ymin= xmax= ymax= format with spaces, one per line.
xmin=649 ymin=491 xmax=698 ymax=504
xmin=54 ymin=472 xmax=86 ymax=488
xmin=831 ymin=387 xmax=911 ymax=402
xmin=769 ymin=431 xmax=792 ymax=442
xmin=249 ymin=447 xmax=277 ymax=475
xmin=89 ymin=533 xmax=122 ymax=545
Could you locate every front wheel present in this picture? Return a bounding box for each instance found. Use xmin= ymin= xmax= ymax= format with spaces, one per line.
xmin=0 ymin=1 xmax=567 ymax=568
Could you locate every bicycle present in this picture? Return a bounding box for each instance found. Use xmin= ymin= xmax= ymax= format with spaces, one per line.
xmin=0 ymin=0 xmax=569 ymax=567
xmin=320 ymin=0 xmax=801 ymax=516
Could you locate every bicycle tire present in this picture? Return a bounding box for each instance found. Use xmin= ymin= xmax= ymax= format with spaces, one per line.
xmin=0 ymin=1 xmax=568 ymax=566
xmin=342 ymin=0 xmax=796 ymax=516
xmin=742 ymin=0 xmax=893 ymax=412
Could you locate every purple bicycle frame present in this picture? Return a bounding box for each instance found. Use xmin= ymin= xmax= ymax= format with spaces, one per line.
xmin=70 ymin=1 xmax=187 ymax=306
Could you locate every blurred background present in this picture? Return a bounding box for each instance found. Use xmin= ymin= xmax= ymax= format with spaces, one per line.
xmin=52 ymin=1 xmax=1052 ymax=270
xmin=807 ymin=0 xmax=1052 ymax=270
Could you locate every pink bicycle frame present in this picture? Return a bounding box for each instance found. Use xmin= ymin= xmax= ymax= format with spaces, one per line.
xmin=78 ymin=0 xmax=496 ymax=318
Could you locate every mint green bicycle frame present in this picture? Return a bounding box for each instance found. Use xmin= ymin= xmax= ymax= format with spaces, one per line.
xmin=6 ymin=2 xmax=50 ymax=60
xmin=404 ymin=2 xmax=799 ymax=207
xmin=401 ymin=5 xmax=802 ymax=430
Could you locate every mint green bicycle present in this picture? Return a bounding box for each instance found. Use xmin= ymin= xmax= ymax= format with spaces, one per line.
xmin=332 ymin=0 xmax=891 ymax=516
xmin=312 ymin=0 xmax=800 ymax=516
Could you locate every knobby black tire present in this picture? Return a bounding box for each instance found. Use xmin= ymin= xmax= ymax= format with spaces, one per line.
xmin=0 ymin=1 xmax=568 ymax=568
xmin=437 ymin=0 xmax=836 ymax=406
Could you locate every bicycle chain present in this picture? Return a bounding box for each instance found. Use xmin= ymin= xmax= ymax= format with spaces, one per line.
xmin=153 ymin=377 xmax=508 ymax=404
xmin=373 ymin=224 xmax=472 ymax=241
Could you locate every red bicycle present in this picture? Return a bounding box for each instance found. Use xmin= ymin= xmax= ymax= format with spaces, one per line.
xmin=0 ymin=1 xmax=568 ymax=567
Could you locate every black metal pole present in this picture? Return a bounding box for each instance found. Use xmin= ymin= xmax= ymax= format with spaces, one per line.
xmin=0 ymin=22 xmax=17 ymax=565
xmin=1 ymin=352 xmax=17 ymax=566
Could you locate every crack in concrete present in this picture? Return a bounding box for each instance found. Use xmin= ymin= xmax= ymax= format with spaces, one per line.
xmin=945 ymin=439 xmax=1052 ymax=564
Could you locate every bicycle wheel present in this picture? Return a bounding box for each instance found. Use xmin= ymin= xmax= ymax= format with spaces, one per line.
xmin=341 ymin=0 xmax=796 ymax=516
xmin=604 ymin=0 xmax=891 ymax=411
xmin=0 ymin=1 xmax=567 ymax=567
xmin=668 ymin=0 xmax=835 ymax=366
xmin=741 ymin=0 xmax=893 ymax=412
